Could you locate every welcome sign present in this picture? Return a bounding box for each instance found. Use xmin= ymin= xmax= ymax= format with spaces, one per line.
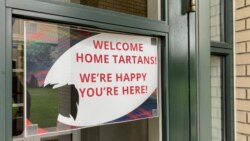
xmin=25 ymin=22 xmax=158 ymax=135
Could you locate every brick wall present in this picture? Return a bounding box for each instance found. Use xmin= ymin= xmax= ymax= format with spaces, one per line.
xmin=235 ymin=0 xmax=250 ymax=140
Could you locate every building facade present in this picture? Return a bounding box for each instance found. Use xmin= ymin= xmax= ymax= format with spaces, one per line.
xmin=235 ymin=0 xmax=250 ymax=140
xmin=0 ymin=0 xmax=235 ymax=141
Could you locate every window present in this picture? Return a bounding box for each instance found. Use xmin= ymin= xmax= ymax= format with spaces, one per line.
xmin=211 ymin=56 xmax=225 ymax=141
xmin=12 ymin=18 xmax=161 ymax=141
xmin=210 ymin=0 xmax=224 ymax=41
xmin=210 ymin=0 xmax=234 ymax=141
xmin=35 ymin=0 xmax=162 ymax=20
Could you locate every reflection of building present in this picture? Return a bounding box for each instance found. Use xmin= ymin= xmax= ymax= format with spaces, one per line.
xmin=13 ymin=19 xmax=25 ymax=94
xmin=210 ymin=0 xmax=222 ymax=41
xmin=12 ymin=19 xmax=25 ymax=137
xmin=211 ymin=56 xmax=223 ymax=141
xmin=12 ymin=21 xmax=61 ymax=137
xmin=80 ymin=0 xmax=147 ymax=17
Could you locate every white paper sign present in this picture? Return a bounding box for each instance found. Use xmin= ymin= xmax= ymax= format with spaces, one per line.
xmin=43 ymin=33 xmax=158 ymax=126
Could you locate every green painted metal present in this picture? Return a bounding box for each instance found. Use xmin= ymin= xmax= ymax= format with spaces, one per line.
xmin=225 ymin=0 xmax=234 ymax=46
xmin=161 ymin=0 xmax=168 ymax=22
xmin=224 ymin=1 xmax=234 ymax=140
xmin=168 ymin=0 xmax=190 ymax=141
xmin=211 ymin=41 xmax=230 ymax=48
xmin=225 ymin=54 xmax=234 ymax=141
xmin=7 ymin=0 xmax=169 ymax=33
xmin=12 ymin=9 xmax=166 ymax=36
xmin=6 ymin=8 xmax=13 ymax=141
xmin=161 ymin=35 xmax=169 ymax=141
xmin=189 ymin=12 xmax=198 ymax=141
xmin=194 ymin=1 xmax=234 ymax=141
xmin=0 ymin=0 xmax=6 ymax=140
xmin=211 ymin=47 xmax=232 ymax=55
xmin=197 ymin=0 xmax=211 ymax=141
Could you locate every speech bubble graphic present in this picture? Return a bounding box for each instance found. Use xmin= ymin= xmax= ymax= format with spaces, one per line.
xmin=44 ymin=33 xmax=158 ymax=127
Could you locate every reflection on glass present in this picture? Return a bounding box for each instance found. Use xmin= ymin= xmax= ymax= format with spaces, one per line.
xmin=210 ymin=0 xmax=224 ymax=41
xmin=40 ymin=119 xmax=159 ymax=141
xmin=12 ymin=18 xmax=160 ymax=141
xmin=211 ymin=56 xmax=224 ymax=141
xmin=12 ymin=19 xmax=25 ymax=137
xmin=41 ymin=133 xmax=72 ymax=141
xmin=38 ymin=0 xmax=161 ymax=20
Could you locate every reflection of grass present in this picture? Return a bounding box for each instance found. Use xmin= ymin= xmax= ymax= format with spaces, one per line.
xmin=28 ymin=88 xmax=58 ymax=128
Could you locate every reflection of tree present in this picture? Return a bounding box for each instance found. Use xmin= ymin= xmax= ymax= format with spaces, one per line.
xmin=28 ymin=74 xmax=39 ymax=88
xmin=50 ymin=46 xmax=61 ymax=63
xmin=26 ymin=42 xmax=57 ymax=72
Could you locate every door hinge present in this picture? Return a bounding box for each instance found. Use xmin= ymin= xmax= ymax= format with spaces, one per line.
xmin=189 ymin=0 xmax=196 ymax=12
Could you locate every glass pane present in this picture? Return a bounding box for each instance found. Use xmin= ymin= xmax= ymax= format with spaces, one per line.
xmin=41 ymin=133 xmax=72 ymax=141
xmin=40 ymin=119 xmax=159 ymax=141
xmin=211 ymin=56 xmax=224 ymax=141
xmin=12 ymin=19 xmax=25 ymax=137
xmin=38 ymin=0 xmax=161 ymax=20
xmin=210 ymin=0 xmax=224 ymax=41
xmin=12 ymin=18 xmax=160 ymax=141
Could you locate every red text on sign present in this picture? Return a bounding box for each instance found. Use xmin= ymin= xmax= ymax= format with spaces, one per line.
xmin=112 ymin=55 xmax=157 ymax=64
xmin=79 ymin=87 xmax=118 ymax=98
xmin=79 ymin=73 xmax=112 ymax=83
xmin=116 ymin=73 xmax=147 ymax=82
xmin=93 ymin=40 xmax=144 ymax=52
xmin=76 ymin=53 xmax=109 ymax=63
xmin=122 ymin=85 xmax=147 ymax=95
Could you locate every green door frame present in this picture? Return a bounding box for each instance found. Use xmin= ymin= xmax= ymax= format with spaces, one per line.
xmin=0 ymin=0 xmax=14 ymax=140
xmin=197 ymin=0 xmax=211 ymax=141
xmin=168 ymin=0 xmax=234 ymax=141
xmin=0 ymin=0 xmax=7 ymax=140
xmin=0 ymin=0 xmax=234 ymax=141
xmin=168 ymin=0 xmax=190 ymax=141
